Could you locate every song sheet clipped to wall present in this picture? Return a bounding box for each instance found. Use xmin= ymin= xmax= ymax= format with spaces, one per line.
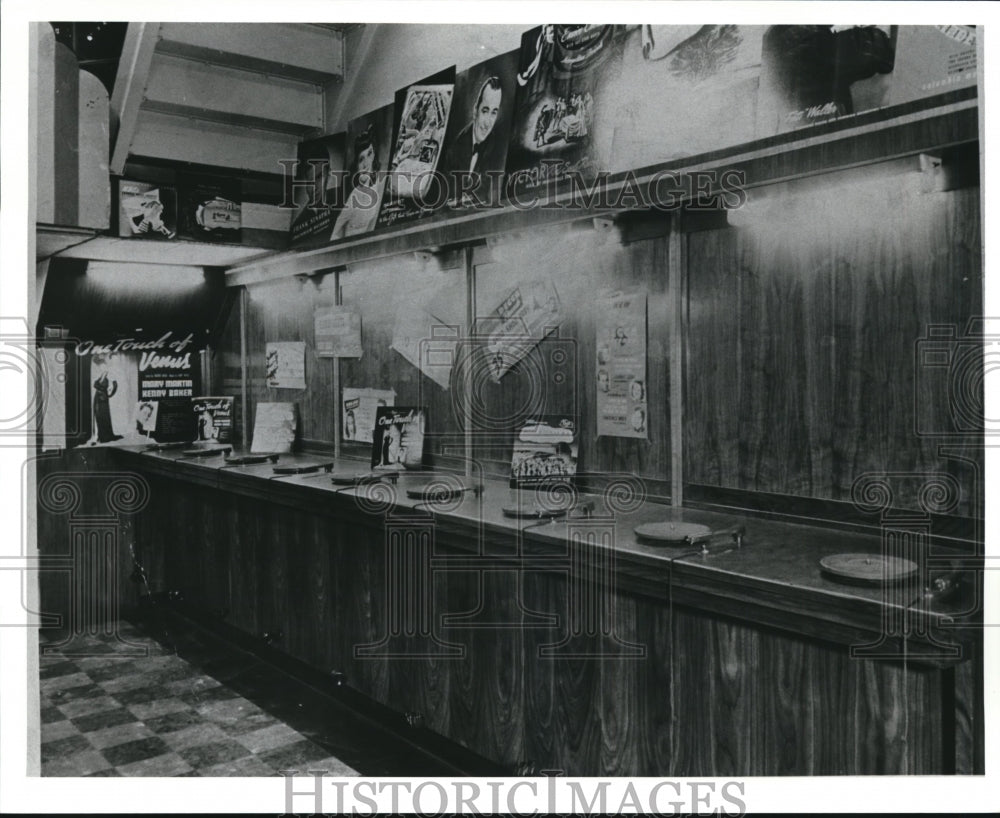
xmin=595 ymin=288 xmax=648 ymax=439
xmin=265 ymin=341 xmax=306 ymax=389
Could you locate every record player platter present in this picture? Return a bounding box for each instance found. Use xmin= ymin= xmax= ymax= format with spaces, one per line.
xmin=502 ymin=505 xmax=568 ymax=519
xmin=634 ymin=521 xmax=713 ymax=544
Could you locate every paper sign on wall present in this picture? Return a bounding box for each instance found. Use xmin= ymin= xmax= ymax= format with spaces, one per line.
xmin=596 ymin=289 xmax=648 ymax=439
xmin=392 ymin=309 xmax=460 ymax=390
xmin=484 ymin=279 xmax=563 ymax=382
xmin=251 ymin=402 xmax=297 ymax=453
xmin=342 ymin=387 xmax=396 ymax=443
xmin=265 ymin=341 xmax=306 ymax=389
xmin=315 ymin=306 xmax=362 ymax=359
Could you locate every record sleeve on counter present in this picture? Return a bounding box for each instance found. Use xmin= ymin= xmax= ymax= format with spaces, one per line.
xmin=192 ymin=396 xmax=234 ymax=444
xmin=509 ymin=415 xmax=578 ymax=487
xmin=371 ymin=406 xmax=426 ymax=470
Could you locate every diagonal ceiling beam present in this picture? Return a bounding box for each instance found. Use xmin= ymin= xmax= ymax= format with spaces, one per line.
xmin=110 ymin=22 xmax=160 ymax=175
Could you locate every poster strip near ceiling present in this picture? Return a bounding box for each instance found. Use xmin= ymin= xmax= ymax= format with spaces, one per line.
xmin=288 ymin=21 xmax=977 ymax=242
xmin=177 ymin=173 xmax=241 ymax=244
xmin=118 ymin=179 xmax=177 ymax=239
xmin=290 ymin=132 xmax=346 ymax=249
xmin=330 ymin=103 xmax=394 ymax=241
xmin=608 ymin=25 xmax=765 ymax=172
xmin=505 ymin=25 xmax=625 ymax=197
xmin=437 ymin=50 xmax=520 ymax=208
xmin=377 ymin=68 xmax=456 ymax=229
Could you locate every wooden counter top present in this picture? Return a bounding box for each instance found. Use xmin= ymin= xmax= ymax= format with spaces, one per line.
xmin=109 ymin=447 xmax=979 ymax=661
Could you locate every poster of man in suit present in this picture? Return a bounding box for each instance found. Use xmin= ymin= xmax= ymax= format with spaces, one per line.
xmin=436 ymin=50 xmax=519 ymax=207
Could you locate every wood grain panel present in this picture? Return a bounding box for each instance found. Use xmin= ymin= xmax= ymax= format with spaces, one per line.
xmin=534 ymin=566 xmax=604 ymax=776
xmin=952 ymin=636 xmax=983 ymax=774
xmin=686 ymin=161 xmax=982 ymax=517
xmin=756 ymin=630 xmax=814 ymax=774
xmin=35 ymin=448 xmax=149 ymax=628
xmin=227 ymin=494 xmax=262 ymax=636
xmin=335 ymin=518 xmax=390 ymax=704
xmin=441 ymin=568 xmax=526 ymax=767
xmin=521 ymin=568 xmax=560 ymax=772
xmin=282 ymin=512 xmax=334 ymax=669
xmin=670 ymin=606 xmax=762 ymax=776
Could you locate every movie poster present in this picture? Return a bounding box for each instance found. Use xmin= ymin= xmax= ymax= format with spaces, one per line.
xmin=376 ymin=69 xmax=456 ymax=228
xmin=137 ymin=339 xmax=199 ymax=442
xmin=342 ymin=387 xmax=395 ymax=444
xmin=118 ymin=179 xmax=177 ymax=239
xmin=192 ymin=396 xmax=234 ymax=444
xmin=510 ymin=416 xmax=578 ymax=486
xmin=606 ymin=25 xmax=765 ymax=172
xmin=371 ymin=406 xmax=426 ymax=470
xmin=76 ymin=330 xmax=201 ymax=446
xmin=595 ymin=289 xmax=648 ymax=439
xmin=330 ymin=104 xmax=394 ymax=240
xmin=505 ymin=25 xmax=625 ymax=197
xmin=756 ymin=25 xmax=897 ymax=136
xmin=436 ymin=51 xmax=519 ymax=208
xmin=177 ymin=173 xmax=241 ymax=243
xmin=290 ymin=132 xmax=346 ymax=249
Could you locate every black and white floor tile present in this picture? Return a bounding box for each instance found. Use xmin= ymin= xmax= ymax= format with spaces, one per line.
xmin=39 ymin=622 xmax=358 ymax=777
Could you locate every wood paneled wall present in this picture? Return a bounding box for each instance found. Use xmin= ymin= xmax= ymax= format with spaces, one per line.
xmin=686 ymin=166 xmax=982 ymax=516
xmin=236 ymin=223 xmax=675 ymax=487
xmin=230 ymin=153 xmax=981 ymax=517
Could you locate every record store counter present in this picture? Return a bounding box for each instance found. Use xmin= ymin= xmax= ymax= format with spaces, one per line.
xmin=57 ymin=445 xmax=983 ymax=775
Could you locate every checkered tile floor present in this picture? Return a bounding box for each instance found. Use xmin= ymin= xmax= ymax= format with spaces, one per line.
xmin=39 ymin=623 xmax=358 ymax=777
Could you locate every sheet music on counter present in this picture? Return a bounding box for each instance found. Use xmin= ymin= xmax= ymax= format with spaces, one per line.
xmin=250 ymin=402 xmax=297 ymax=454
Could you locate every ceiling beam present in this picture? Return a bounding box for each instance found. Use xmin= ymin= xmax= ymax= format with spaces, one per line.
xmin=144 ymin=54 xmax=324 ymax=135
xmin=110 ymin=22 xmax=160 ymax=175
xmin=156 ymin=23 xmax=343 ymax=85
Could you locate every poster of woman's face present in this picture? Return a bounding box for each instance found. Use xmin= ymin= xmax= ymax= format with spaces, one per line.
xmin=330 ymin=104 xmax=394 ymax=240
